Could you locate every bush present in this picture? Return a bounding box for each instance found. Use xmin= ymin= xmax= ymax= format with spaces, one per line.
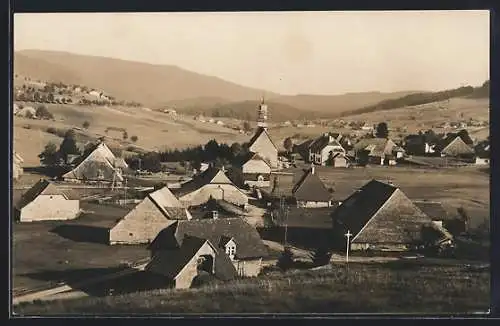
xmin=36 ymin=105 xmax=54 ymax=120
xmin=310 ymin=247 xmax=332 ymax=267
xmin=130 ymin=135 xmax=138 ymax=143
xmin=277 ymin=247 xmax=294 ymax=271
xmin=25 ymin=111 xmax=34 ymax=119
xmin=82 ymin=121 xmax=90 ymax=129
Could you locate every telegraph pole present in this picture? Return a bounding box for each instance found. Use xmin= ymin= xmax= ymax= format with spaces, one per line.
xmin=344 ymin=230 xmax=352 ymax=264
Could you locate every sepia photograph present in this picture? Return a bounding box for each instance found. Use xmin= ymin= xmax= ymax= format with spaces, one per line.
xmin=10 ymin=10 xmax=491 ymax=315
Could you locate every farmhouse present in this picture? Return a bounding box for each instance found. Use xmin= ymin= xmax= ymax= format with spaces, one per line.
xmin=172 ymin=167 xmax=249 ymax=207
xmin=308 ymin=133 xmax=346 ymax=166
xmin=403 ymin=134 xmax=438 ymax=155
xmin=248 ymin=127 xmax=279 ymax=169
xmin=145 ymin=234 xmax=237 ymax=289
xmin=331 ymin=180 xmax=451 ymax=252
xmin=437 ymin=134 xmax=475 ymax=158
xmin=62 ymin=141 xmax=127 ymax=185
xmin=148 ymin=217 xmax=269 ymax=282
xmin=15 ymin=179 xmax=80 ymax=222
xmin=474 ymin=141 xmax=490 ymax=165
xmin=109 ymin=186 xmax=192 ymax=245
xmin=353 ymin=138 xmax=405 ymax=166
xmin=292 ymin=165 xmax=332 ymax=208
xmin=241 ymin=153 xmax=272 ymax=188
xmin=13 ymin=151 xmax=24 ymax=180
xmin=413 ymin=201 xmax=451 ymax=229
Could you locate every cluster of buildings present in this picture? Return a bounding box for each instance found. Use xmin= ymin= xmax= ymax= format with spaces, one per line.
xmin=12 ymin=100 xmax=484 ymax=291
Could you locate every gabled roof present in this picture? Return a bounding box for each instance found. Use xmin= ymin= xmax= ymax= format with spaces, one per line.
xmin=439 ymin=136 xmax=474 ymax=156
xmin=292 ymin=167 xmax=332 ymax=202
xmin=332 ymin=180 xmax=398 ymax=237
xmin=353 ymin=138 xmax=399 ymax=157
xmin=413 ymin=201 xmax=450 ymax=221
xmin=149 ymin=218 xmax=268 ymax=260
xmin=148 ymin=186 xmax=190 ymax=220
xmin=248 ymin=127 xmax=278 ymax=151
xmin=309 ymin=133 xmax=345 ymax=153
xmin=16 ymin=179 xmax=68 ymax=209
xmin=243 ymin=152 xmax=272 ymax=168
xmin=218 ymin=235 xmax=235 ymax=248
xmin=172 ymin=167 xmax=245 ymax=198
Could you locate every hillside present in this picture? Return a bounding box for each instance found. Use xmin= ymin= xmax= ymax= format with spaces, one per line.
xmin=14 ymin=50 xmax=279 ymax=107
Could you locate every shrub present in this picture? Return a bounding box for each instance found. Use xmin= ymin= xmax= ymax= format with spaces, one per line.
xmin=82 ymin=121 xmax=90 ymax=129
xmin=46 ymin=127 xmax=57 ymax=134
xmin=310 ymin=247 xmax=333 ymax=267
xmin=36 ymin=105 xmax=54 ymax=120
xmin=25 ymin=111 xmax=34 ymax=119
xmin=130 ymin=135 xmax=138 ymax=143
xmin=277 ymin=247 xmax=294 ymax=271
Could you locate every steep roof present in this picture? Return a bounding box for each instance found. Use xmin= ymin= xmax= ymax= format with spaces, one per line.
xmin=353 ymin=138 xmax=399 ymax=157
xmin=248 ymin=127 xmax=278 ymax=151
xmin=413 ymin=201 xmax=450 ymax=221
xmin=149 ymin=218 xmax=268 ymax=260
xmin=172 ymin=167 xmax=245 ymax=198
xmin=16 ymin=179 xmax=68 ymax=209
xmin=147 ymin=186 xmax=190 ymax=220
xmin=332 ymin=180 xmax=398 ymax=237
xmin=243 ymin=152 xmax=272 ymax=168
xmin=292 ymin=167 xmax=332 ymax=202
xmin=309 ymin=134 xmax=344 ymax=153
xmin=440 ymin=136 xmax=474 ymax=156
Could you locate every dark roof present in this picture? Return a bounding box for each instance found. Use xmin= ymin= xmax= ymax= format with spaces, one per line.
xmin=149 ymin=218 xmax=268 ymax=259
xmin=414 ymin=201 xmax=450 ymax=221
xmin=309 ymin=134 xmax=343 ymax=153
xmin=218 ymin=235 xmax=233 ymax=247
xmin=332 ymin=180 xmax=398 ymax=237
xmin=164 ymin=207 xmax=190 ymax=220
xmin=16 ymin=179 xmax=68 ymax=209
xmin=188 ymin=199 xmax=246 ymax=220
xmin=292 ymin=168 xmax=332 ymax=202
xmin=146 ymin=235 xmax=210 ymax=279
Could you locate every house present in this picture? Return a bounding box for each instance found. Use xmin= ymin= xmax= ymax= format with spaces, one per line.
xmin=413 ymin=201 xmax=454 ymax=241
xmin=328 ymin=152 xmax=351 ymax=168
xmin=62 ymin=142 xmax=127 ymax=185
xmin=403 ymin=134 xmax=437 ymax=155
xmin=148 ymin=217 xmax=269 ymax=281
xmin=189 ymin=198 xmax=248 ymax=220
xmin=145 ymin=234 xmax=237 ymax=289
xmin=293 ymin=138 xmax=315 ymax=161
xmin=437 ymin=134 xmax=475 ymax=158
xmin=353 ymin=138 xmax=405 ymax=165
xmin=331 ymin=180 xmax=452 ymax=252
xmin=308 ymin=133 xmax=346 ymax=166
xmin=109 ymin=186 xmax=192 ymax=245
xmin=474 ymin=141 xmax=490 ymax=165
xmin=292 ymin=165 xmax=332 ymax=208
xmin=172 ymin=167 xmax=248 ymax=207
xmin=13 ymin=151 xmax=24 ymax=180
xmin=241 ymin=153 xmax=272 ymax=188
xmin=15 ymin=179 xmax=80 ymax=222
xmin=248 ymin=127 xmax=279 ymax=169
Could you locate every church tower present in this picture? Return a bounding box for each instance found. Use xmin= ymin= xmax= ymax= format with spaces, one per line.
xmin=257 ymin=96 xmax=268 ymax=129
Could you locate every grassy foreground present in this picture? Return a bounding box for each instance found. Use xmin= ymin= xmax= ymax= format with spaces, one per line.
xmin=13 ymin=262 xmax=490 ymax=315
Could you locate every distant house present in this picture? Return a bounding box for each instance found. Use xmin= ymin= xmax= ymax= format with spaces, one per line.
xmin=189 ymin=198 xmax=248 ymax=220
xmin=361 ymin=122 xmax=374 ymax=131
xmin=148 ymin=217 xmax=269 ymax=284
xmin=293 ymin=139 xmax=315 ymax=161
xmin=331 ymin=180 xmax=452 ymax=252
xmin=15 ymin=179 xmax=80 ymax=222
xmin=62 ymin=142 xmax=127 ymax=185
xmin=172 ymin=167 xmax=248 ymax=207
xmin=474 ymin=141 xmax=490 ymax=165
xmin=292 ymin=165 xmax=332 ymax=208
xmin=328 ymin=152 xmax=351 ymax=168
xmin=164 ymin=109 xmax=177 ymax=115
xmin=216 ymin=120 xmax=224 ymax=126
xmin=109 ymin=186 xmax=192 ymax=245
xmin=403 ymin=135 xmax=437 ymax=156
xmin=248 ymin=127 xmax=279 ymax=169
xmin=436 ymin=134 xmax=475 ymax=158
xmin=308 ymin=133 xmax=347 ymax=166
xmin=241 ymin=153 xmax=272 ymax=188
xmin=353 ymin=138 xmax=405 ymax=166
xmin=13 ymin=151 xmax=24 ymax=180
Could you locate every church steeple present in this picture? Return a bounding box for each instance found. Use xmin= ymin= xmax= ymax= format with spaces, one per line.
xmin=257 ymin=95 xmax=268 ymax=129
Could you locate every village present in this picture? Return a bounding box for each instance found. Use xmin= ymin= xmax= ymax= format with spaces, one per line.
xmin=11 ymin=97 xmax=490 ymax=307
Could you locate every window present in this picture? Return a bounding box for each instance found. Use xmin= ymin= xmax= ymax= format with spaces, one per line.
xmin=226 ymin=245 xmax=236 ymax=258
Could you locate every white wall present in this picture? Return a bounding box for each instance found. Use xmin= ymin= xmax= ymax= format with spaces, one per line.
xmin=20 ymin=195 xmax=80 ymax=222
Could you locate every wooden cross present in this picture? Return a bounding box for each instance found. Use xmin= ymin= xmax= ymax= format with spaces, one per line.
xmin=344 ymin=230 xmax=352 ymax=264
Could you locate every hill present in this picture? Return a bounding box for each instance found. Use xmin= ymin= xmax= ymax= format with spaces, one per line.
xmin=14 ymin=50 xmax=279 ymax=107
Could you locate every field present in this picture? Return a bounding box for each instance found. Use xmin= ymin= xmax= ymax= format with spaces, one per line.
xmin=12 ymin=200 xmax=149 ymax=291
xmin=13 ymin=261 xmax=490 ymax=315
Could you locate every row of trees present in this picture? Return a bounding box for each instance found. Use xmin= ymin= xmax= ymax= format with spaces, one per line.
xmin=39 ymin=129 xmax=80 ymax=166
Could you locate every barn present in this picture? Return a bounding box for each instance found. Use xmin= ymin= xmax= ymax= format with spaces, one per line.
xmin=172 ymin=167 xmax=248 ymax=207
xmin=353 ymin=138 xmax=405 ymax=166
xmin=109 ymin=186 xmax=191 ymax=245
xmin=145 ymin=234 xmax=237 ymax=289
xmin=248 ymin=127 xmax=279 ymax=169
xmin=437 ymin=134 xmax=475 ymax=158
xmin=292 ymin=165 xmax=332 ymax=208
xmin=331 ymin=180 xmax=451 ymax=252
xmin=62 ymin=141 xmax=127 ymax=185
xmin=308 ymin=133 xmax=347 ymax=166
xmin=15 ymin=179 xmax=80 ymax=222
xmin=149 ymin=217 xmax=269 ymax=280
xmin=241 ymin=153 xmax=272 ymax=188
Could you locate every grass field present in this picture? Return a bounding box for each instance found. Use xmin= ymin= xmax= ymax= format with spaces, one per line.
xmin=12 ymin=201 xmax=149 ymax=290
xmin=12 ymin=261 xmax=490 ymax=315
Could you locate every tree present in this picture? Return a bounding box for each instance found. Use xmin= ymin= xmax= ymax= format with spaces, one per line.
xmin=122 ymin=131 xmax=128 ymax=140
xmin=47 ymin=93 xmax=54 ymax=103
xmin=309 ymin=247 xmax=332 ymax=267
xmin=130 ymin=135 xmax=138 ymax=143
xmin=141 ymin=152 xmax=162 ymax=173
xmin=38 ymin=142 xmax=59 ymax=166
xmin=242 ymin=121 xmax=251 ymax=132
xmin=36 ymin=105 xmax=54 ymax=120
xmin=277 ymin=246 xmax=294 ymax=271
xmin=375 ymin=122 xmax=389 ymax=138
xmin=82 ymin=121 xmax=90 ymax=129
xmin=59 ymin=129 xmax=80 ymax=163
xmin=283 ymin=137 xmax=293 ymax=153
xmin=230 ymin=142 xmax=243 ymax=159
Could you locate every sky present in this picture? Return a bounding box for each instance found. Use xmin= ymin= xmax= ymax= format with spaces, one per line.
xmin=14 ymin=11 xmax=490 ymax=95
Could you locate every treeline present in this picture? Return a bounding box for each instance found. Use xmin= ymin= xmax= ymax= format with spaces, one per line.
xmin=467 ymin=80 xmax=489 ymax=99
xmin=346 ymin=82 xmax=489 ymax=116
